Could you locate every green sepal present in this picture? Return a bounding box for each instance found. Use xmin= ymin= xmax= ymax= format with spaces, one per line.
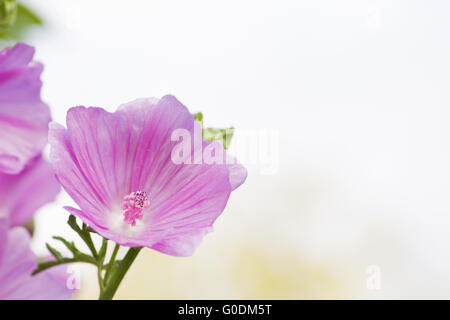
xmin=193 ymin=112 xmax=234 ymax=150
xmin=0 ymin=3 xmax=42 ymax=40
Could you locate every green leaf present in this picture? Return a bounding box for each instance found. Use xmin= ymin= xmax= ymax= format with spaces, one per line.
xmin=46 ymin=243 xmax=63 ymax=260
xmin=204 ymin=127 xmax=234 ymax=150
xmin=67 ymin=215 xmax=81 ymax=233
xmin=0 ymin=0 xmax=17 ymax=31
xmin=52 ymin=236 xmax=78 ymax=255
xmin=193 ymin=112 xmax=234 ymax=150
xmin=33 ymin=237 xmax=98 ymax=275
xmin=32 ymin=259 xmax=74 ymax=275
xmin=52 ymin=236 xmax=97 ymax=263
xmin=0 ymin=3 xmax=43 ymax=40
xmin=67 ymin=215 xmax=98 ymax=259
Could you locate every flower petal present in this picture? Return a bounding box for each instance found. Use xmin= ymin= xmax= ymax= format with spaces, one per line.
xmin=151 ymin=226 xmax=213 ymax=257
xmin=0 ymin=227 xmax=73 ymax=300
xmin=0 ymin=156 xmax=60 ymax=227
xmin=0 ymin=43 xmax=50 ymax=174
xmin=3 ymin=265 xmax=73 ymax=300
xmin=0 ymin=42 xmax=34 ymax=72
xmin=49 ymin=121 xmax=110 ymax=228
xmin=0 ymin=218 xmax=7 ymax=265
xmin=50 ymin=95 xmax=245 ymax=255
xmin=226 ymin=155 xmax=248 ymax=191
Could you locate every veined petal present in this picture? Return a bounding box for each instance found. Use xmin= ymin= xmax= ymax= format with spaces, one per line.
xmin=50 ymin=95 xmax=246 ymax=256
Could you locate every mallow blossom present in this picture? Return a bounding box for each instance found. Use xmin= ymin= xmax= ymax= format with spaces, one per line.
xmin=0 ymin=42 xmax=51 ymax=174
xmin=0 ymin=219 xmax=73 ymax=299
xmin=49 ymin=95 xmax=247 ymax=256
xmin=0 ymin=156 xmax=60 ymax=226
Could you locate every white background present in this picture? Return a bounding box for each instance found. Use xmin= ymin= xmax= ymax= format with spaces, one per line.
xmin=17 ymin=0 xmax=450 ymax=298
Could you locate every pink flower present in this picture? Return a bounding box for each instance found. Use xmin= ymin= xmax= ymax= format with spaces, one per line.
xmin=0 ymin=43 xmax=51 ymax=174
xmin=0 ymin=219 xmax=73 ymax=300
xmin=49 ymin=95 xmax=247 ymax=256
xmin=0 ymin=156 xmax=60 ymax=227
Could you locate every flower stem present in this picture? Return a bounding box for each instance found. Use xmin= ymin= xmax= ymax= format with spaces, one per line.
xmin=104 ymin=243 xmax=120 ymax=284
xmin=97 ymin=239 xmax=108 ymax=291
xmin=83 ymin=229 xmax=98 ymax=259
xmin=98 ymin=247 xmax=142 ymax=300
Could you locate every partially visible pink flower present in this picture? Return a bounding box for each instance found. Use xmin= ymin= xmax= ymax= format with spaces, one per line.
xmin=49 ymin=95 xmax=247 ymax=256
xmin=0 ymin=220 xmax=73 ymax=300
xmin=0 ymin=43 xmax=51 ymax=174
xmin=0 ymin=156 xmax=60 ymax=227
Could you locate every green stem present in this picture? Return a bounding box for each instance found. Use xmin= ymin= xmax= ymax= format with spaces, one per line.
xmin=83 ymin=230 xmax=98 ymax=259
xmin=97 ymin=239 xmax=108 ymax=291
xmin=104 ymin=243 xmax=120 ymax=285
xmin=98 ymin=247 xmax=141 ymax=300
